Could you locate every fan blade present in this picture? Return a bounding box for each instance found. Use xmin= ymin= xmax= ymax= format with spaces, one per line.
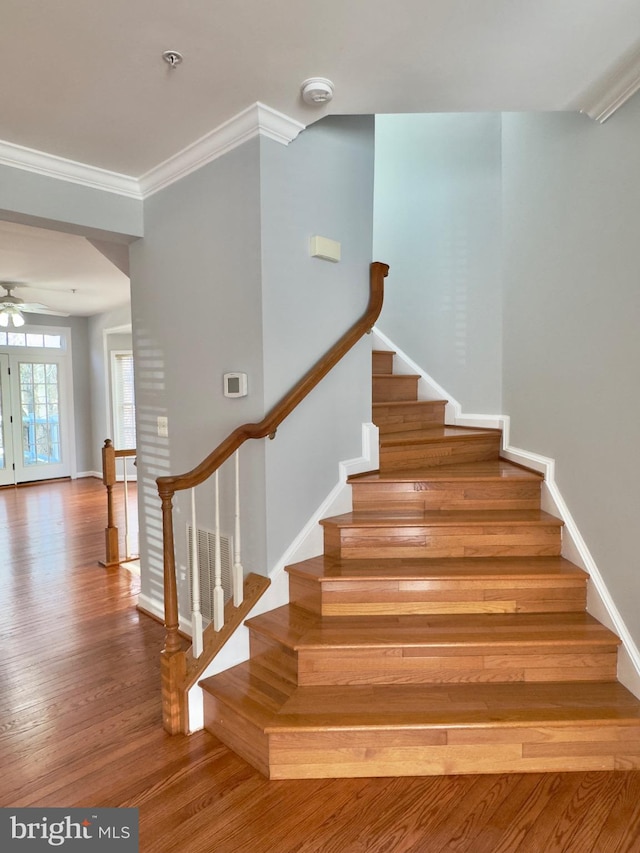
xmin=20 ymin=304 xmax=70 ymax=317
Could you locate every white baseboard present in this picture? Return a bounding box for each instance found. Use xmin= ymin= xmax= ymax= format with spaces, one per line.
xmin=186 ymin=422 xmax=379 ymax=732
xmin=76 ymin=470 xmax=138 ymax=482
xmin=371 ymin=328 xmax=640 ymax=698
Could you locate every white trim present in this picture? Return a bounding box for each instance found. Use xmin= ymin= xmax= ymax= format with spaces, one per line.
xmin=580 ymin=49 xmax=640 ymax=123
xmin=372 ymin=327 xmax=505 ymax=430
xmin=372 ymin=327 xmax=640 ymax=697
xmin=137 ymin=592 xmax=164 ymax=622
xmin=0 ymin=103 xmax=306 ymax=200
xmin=185 ymin=421 xmax=378 ymax=732
xmin=77 ymin=470 xmax=102 ymax=479
xmin=138 ymin=103 xmax=306 ymax=197
xmin=504 ymin=440 xmax=640 ymax=697
xmin=0 ymin=139 xmax=142 ymax=198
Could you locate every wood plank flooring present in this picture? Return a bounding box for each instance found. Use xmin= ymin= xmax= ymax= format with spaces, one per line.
xmin=2 ymin=478 xmax=640 ymax=851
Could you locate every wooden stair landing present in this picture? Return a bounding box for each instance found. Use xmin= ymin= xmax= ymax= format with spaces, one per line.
xmin=201 ymin=347 xmax=640 ymax=778
xmin=201 ymin=663 xmax=640 ymax=779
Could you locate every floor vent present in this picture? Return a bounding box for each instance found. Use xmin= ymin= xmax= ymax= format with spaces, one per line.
xmin=187 ymin=525 xmax=233 ymax=622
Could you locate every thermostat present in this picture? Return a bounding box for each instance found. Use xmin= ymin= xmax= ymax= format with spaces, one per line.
xmin=223 ymin=372 xmax=248 ymax=398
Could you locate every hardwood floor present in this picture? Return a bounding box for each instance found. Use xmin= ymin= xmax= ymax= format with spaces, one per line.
xmin=2 ymin=478 xmax=640 ymax=852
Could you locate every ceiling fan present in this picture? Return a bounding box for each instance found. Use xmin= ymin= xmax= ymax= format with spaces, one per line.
xmin=0 ymin=283 xmax=68 ymax=328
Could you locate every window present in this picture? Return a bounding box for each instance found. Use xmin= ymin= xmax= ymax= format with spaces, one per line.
xmin=0 ymin=331 xmax=62 ymax=348
xmin=111 ymin=351 xmax=136 ymax=449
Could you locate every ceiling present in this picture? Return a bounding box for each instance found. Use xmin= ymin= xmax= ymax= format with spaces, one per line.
xmin=0 ymin=221 xmax=130 ymax=317
xmin=1 ymin=0 xmax=640 ymax=316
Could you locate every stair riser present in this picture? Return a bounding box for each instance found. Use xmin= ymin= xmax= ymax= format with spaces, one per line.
xmin=268 ymin=726 xmax=640 ymax=779
xmin=250 ymin=633 xmax=298 ymax=685
xmin=203 ymin=692 xmax=271 ymax=777
xmin=373 ymin=402 xmax=446 ymax=432
xmin=373 ymin=375 xmax=419 ymax=403
xmin=288 ymin=573 xmax=587 ymax=617
xmin=351 ymin=481 xmax=541 ymax=513
xmin=372 ymin=351 xmax=394 ymax=374
xmin=379 ymin=436 xmax=501 ymax=471
xmin=323 ymin=525 xmax=562 ymax=560
xmin=296 ymin=649 xmax=618 ymax=686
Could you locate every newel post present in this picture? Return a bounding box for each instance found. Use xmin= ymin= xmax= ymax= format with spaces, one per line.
xmin=159 ymin=485 xmax=187 ymax=734
xmin=99 ymin=439 xmax=120 ymax=567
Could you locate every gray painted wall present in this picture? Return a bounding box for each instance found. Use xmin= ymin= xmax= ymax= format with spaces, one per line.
xmin=502 ymin=97 xmax=640 ymax=642
xmin=129 ymin=139 xmax=266 ymax=609
xmin=0 ymin=165 xmax=142 ymax=241
xmin=129 ymin=117 xmax=375 ymax=612
xmin=260 ymin=115 xmax=375 ymax=567
xmin=374 ymin=113 xmax=503 ymax=412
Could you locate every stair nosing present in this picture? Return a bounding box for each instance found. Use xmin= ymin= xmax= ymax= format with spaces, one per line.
xmin=285 ymin=556 xmax=588 ymax=584
xmin=320 ymin=510 xmax=564 ymax=528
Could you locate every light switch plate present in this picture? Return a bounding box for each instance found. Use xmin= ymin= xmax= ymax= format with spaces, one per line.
xmin=157 ymin=416 xmax=168 ymax=437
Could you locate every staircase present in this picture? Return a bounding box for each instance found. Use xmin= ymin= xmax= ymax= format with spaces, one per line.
xmin=200 ymin=349 xmax=640 ymax=779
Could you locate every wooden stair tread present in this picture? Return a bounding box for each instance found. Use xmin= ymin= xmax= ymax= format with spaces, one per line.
xmin=373 ymin=373 xmax=421 ymax=379
xmin=202 ymin=663 xmax=640 ymax=731
xmin=373 ymin=399 xmax=447 ymax=409
xmin=247 ymin=605 xmax=619 ymax=651
xmin=380 ymin=426 xmax=501 ymax=446
xmin=350 ymin=460 xmax=542 ymax=483
xmin=320 ymin=509 xmax=564 ymax=528
xmin=286 ymin=555 xmax=587 ymax=583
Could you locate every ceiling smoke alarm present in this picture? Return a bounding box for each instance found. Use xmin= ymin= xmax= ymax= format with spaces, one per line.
xmin=300 ymin=77 xmax=334 ymax=105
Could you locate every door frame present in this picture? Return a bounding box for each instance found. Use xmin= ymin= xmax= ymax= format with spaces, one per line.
xmin=0 ymin=354 xmax=15 ymax=486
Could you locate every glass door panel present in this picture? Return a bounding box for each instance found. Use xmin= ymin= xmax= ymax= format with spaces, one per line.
xmin=11 ymin=356 xmax=69 ymax=482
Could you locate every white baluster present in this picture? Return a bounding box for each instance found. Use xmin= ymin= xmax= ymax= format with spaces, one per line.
xmin=233 ymin=451 xmax=244 ymax=607
xmin=213 ymin=470 xmax=224 ymax=630
xmin=122 ymin=457 xmax=131 ymax=560
xmin=190 ymin=488 xmax=204 ymax=657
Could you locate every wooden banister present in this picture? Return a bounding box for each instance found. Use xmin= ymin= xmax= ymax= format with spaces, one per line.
xmin=157 ymin=261 xmax=389 ymax=734
xmin=99 ymin=439 xmax=137 ymax=567
xmin=157 ymin=262 xmax=389 ymax=498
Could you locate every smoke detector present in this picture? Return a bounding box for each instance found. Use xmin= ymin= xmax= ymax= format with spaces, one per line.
xmin=300 ymin=77 xmax=334 ymax=105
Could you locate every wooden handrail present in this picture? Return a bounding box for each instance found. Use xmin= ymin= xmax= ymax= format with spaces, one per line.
xmin=157 ymin=261 xmax=389 ymax=734
xmin=156 ymin=262 xmax=389 ymax=499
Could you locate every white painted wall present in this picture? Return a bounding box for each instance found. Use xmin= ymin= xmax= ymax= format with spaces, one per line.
xmin=373 ymin=98 xmax=640 ymax=658
xmin=374 ymin=113 xmax=503 ymax=413
xmin=88 ymin=304 xmax=133 ymax=474
xmin=501 ymin=95 xmax=640 ymax=644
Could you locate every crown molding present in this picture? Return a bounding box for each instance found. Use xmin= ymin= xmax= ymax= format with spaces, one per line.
xmin=580 ymin=48 xmax=640 ymax=123
xmin=138 ymin=102 xmax=306 ymax=197
xmin=0 ymin=103 xmax=305 ymax=201
xmin=0 ymin=139 xmax=142 ymax=199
